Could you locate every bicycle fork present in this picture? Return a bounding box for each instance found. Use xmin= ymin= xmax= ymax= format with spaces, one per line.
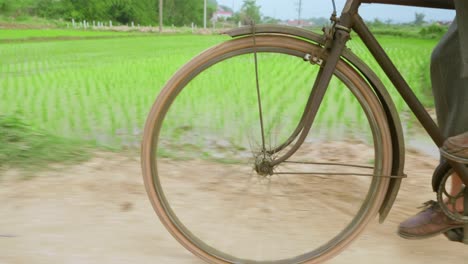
xmin=269 ymin=27 xmax=351 ymax=166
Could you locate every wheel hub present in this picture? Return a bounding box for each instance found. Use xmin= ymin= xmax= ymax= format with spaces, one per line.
xmin=254 ymin=152 xmax=274 ymax=176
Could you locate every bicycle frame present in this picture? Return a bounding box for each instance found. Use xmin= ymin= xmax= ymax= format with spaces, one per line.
xmin=308 ymin=0 xmax=468 ymax=186
xmin=225 ymin=0 xmax=467 ymax=227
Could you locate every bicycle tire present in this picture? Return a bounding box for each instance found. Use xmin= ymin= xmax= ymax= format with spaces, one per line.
xmin=141 ymin=35 xmax=393 ymax=263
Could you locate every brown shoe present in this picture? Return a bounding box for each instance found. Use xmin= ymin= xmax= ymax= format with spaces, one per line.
xmin=441 ymin=131 xmax=468 ymax=164
xmin=398 ymin=200 xmax=463 ymax=239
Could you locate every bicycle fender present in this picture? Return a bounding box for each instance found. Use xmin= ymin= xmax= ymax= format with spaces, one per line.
xmin=343 ymin=50 xmax=406 ymax=223
xmin=225 ymin=25 xmax=406 ymax=223
xmin=224 ymin=24 xmax=327 ymax=45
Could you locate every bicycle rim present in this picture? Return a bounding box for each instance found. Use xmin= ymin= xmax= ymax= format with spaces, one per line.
xmin=142 ymin=35 xmax=392 ymax=263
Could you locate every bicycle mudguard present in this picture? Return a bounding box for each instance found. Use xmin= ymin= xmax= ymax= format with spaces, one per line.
xmin=342 ymin=46 xmax=406 ymax=223
xmin=225 ymin=25 xmax=406 ymax=223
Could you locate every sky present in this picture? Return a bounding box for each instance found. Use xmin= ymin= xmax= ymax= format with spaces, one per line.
xmin=216 ymin=0 xmax=455 ymax=23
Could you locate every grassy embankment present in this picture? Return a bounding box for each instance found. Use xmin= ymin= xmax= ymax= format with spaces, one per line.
xmin=0 ymin=28 xmax=145 ymax=42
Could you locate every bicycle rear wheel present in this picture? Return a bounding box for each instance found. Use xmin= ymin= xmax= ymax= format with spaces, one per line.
xmin=141 ymin=35 xmax=393 ymax=263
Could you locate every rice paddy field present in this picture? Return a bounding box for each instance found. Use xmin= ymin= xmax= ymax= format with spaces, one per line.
xmin=0 ymin=29 xmax=438 ymax=153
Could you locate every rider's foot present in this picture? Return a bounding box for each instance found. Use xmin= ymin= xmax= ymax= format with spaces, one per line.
xmin=440 ymin=131 xmax=468 ymax=164
xmin=398 ymin=200 xmax=463 ymax=239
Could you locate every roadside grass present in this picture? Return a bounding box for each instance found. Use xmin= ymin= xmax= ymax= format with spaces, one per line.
xmin=0 ymin=113 xmax=91 ymax=173
xmin=0 ymin=29 xmax=151 ymax=42
xmin=368 ymin=24 xmax=448 ymax=39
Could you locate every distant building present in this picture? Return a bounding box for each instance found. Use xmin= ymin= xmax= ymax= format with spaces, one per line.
xmin=282 ymin=20 xmax=313 ymax=27
xmin=212 ymin=7 xmax=233 ymax=21
xmin=435 ymin=20 xmax=452 ymax=26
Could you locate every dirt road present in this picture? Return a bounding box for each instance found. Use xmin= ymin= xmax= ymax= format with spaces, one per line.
xmin=1 ymin=151 xmax=467 ymax=264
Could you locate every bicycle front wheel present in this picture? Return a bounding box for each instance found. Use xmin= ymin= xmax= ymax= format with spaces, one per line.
xmin=142 ymin=35 xmax=393 ymax=263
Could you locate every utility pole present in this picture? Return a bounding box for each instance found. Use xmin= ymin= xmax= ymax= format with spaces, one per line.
xmin=204 ymin=0 xmax=207 ymax=29
xmin=159 ymin=0 xmax=163 ymax=33
xmin=297 ymin=0 xmax=302 ymax=27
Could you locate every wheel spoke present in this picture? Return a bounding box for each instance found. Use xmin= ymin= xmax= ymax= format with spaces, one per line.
xmin=251 ymin=22 xmax=267 ymax=154
xmin=284 ymin=160 xmax=374 ymax=169
xmin=274 ymin=171 xmax=404 ymax=178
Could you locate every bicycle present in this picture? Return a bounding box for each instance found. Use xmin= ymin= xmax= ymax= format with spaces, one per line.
xmin=141 ymin=0 xmax=468 ymax=263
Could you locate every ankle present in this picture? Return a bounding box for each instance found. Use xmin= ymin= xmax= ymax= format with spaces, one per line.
xmin=446 ymin=200 xmax=464 ymax=213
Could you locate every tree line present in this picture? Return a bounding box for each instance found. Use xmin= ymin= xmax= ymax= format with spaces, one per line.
xmin=0 ymin=0 xmax=219 ymax=26
xmin=0 ymin=0 xmax=269 ymax=27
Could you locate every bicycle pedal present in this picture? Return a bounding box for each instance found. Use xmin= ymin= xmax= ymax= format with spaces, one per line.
xmin=444 ymin=228 xmax=464 ymax=243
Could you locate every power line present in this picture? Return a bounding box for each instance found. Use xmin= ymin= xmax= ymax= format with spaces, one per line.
xmin=204 ymin=0 xmax=207 ymax=29
xmin=297 ymin=0 xmax=302 ymax=26
xmin=159 ymin=0 xmax=163 ymax=33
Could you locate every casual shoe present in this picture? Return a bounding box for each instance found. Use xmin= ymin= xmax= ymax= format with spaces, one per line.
xmin=440 ymin=131 xmax=468 ymax=164
xmin=398 ymin=200 xmax=464 ymax=239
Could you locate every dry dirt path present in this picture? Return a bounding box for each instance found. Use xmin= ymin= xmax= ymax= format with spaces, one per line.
xmin=1 ymin=151 xmax=467 ymax=264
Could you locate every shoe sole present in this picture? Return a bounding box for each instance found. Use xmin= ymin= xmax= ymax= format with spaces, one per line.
xmin=440 ymin=149 xmax=468 ymax=164
xmin=398 ymin=225 xmax=464 ymax=240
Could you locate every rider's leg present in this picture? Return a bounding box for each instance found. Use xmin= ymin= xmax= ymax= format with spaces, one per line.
xmin=430 ymin=16 xmax=468 ymax=210
xmin=449 ymin=173 xmax=464 ymax=212
xmin=398 ymin=19 xmax=468 ymax=239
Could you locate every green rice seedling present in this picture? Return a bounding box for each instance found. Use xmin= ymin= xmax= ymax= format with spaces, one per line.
xmin=1 ymin=33 xmax=439 ymax=154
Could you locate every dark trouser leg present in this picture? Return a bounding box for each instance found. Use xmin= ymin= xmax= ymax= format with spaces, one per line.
xmin=431 ymin=20 xmax=468 ymax=138
xmin=431 ymin=20 xmax=468 ymax=242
